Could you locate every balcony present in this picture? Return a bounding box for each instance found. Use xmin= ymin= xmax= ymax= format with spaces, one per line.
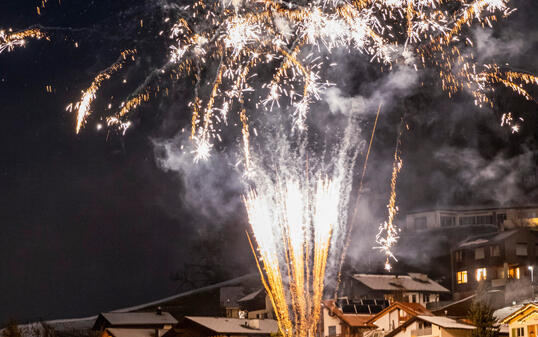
xmin=491 ymin=278 xmax=507 ymax=287
xmin=411 ymin=328 xmax=433 ymax=337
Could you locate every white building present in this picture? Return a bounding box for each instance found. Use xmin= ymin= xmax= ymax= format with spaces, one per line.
xmin=405 ymin=205 xmax=538 ymax=232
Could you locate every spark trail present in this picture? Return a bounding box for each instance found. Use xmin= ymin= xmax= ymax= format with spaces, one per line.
xmin=0 ymin=28 xmax=47 ymax=54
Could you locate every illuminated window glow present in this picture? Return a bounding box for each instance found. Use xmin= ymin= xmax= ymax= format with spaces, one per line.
xmin=457 ymin=271 xmax=468 ymax=284
xmin=476 ymin=268 xmax=487 ymax=281
xmin=509 ymin=267 xmax=521 ymax=279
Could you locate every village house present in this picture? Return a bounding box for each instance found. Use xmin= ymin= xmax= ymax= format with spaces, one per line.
xmin=92 ymin=310 xmax=178 ymax=337
xmin=366 ymin=302 xmax=432 ymax=333
xmin=384 ymin=315 xmax=475 ymax=337
xmin=501 ymin=303 xmax=538 ymax=337
xmin=320 ymin=300 xmax=377 ymax=337
xmin=163 ymin=316 xmax=279 ymax=337
xmin=451 ymin=228 xmax=538 ymax=301
xmin=340 ymin=273 xmax=449 ymax=306
xmin=237 ymin=288 xmax=274 ymax=319
xmin=404 ymin=205 xmax=538 ymax=232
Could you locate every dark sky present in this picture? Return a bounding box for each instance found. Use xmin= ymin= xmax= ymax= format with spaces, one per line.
xmin=1 ymin=0 xmax=537 ymax=325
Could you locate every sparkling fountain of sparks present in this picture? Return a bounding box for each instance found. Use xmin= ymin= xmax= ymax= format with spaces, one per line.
xmin=245 ymin=177 xmax=340 ymax=337
xmin=243 ymin=115 xmax=360 ymax=337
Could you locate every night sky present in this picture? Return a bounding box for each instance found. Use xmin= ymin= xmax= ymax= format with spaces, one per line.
xmin=1 ymin=0 xmax=537 ymax=325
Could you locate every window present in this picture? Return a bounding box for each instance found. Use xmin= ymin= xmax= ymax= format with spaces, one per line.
xmin=475 ymin=247 xmax=485 ymax=260
xmin=457 ymin=271 xmax=468 ymax=284
xmin=490 ymin=245 xmax=501 ymax=257
xmin=460 ymin=216 xmax=476 ymax=226
xmin=455 ymin=250 xmax=464 ymax=262
xmin=328 ymin=326 xmax=337 ymax=337
xmin=423 ymin=294 xmax=430 ymax=303
xmin=441 ymin=216 xmax=456 ymax=227
xmin=516 ymin=243 xmax=528 ymax=256
xmin=476 ymin=268 xmax=487 ymax=281
xmin=509 ymin=267 xmax=521 ymax=279
xmin=414 ymin=217 xmax=427 ymax=230
xmin=477 ymin=215 xmax=493 ymax=225
xmin=512 ymin=327 xmax=525 ymax=337
xmin=497 ymin=213 xmax=507 ymax=225
xmin=412 ymin=294 xmax=417 ymax=303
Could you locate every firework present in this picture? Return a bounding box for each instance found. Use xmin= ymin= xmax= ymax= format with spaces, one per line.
xmin=4 ymin=0 xmax=538 ymax=334
xmin=0 ymin=28 xmax=47 ymax=54
xmin=64 ymin=0 xmax=535 ymax=161
xmin=66 ymin=49 xmax=137 ymax=134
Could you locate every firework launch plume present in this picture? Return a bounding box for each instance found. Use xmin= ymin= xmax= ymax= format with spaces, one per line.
xmin=244 ymin=114 xmax=361 ymax=337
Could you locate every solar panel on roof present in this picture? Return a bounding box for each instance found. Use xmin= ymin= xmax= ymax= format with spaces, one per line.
xmin=369 ymin=305 xmax=383 ymax=314
xmin=355 ymin=305 xmax=371 ymax=314
xmin=341 ymin=305 xmax=356 ymax=313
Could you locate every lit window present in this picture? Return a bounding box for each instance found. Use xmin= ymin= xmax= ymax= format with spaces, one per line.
xmin=476 ymin=268 xmax=487 ymax=281
xmin=509 ymin=267 xmax=521 ymax=279
xmin=457 ymin=271 xmax=468 ymax=284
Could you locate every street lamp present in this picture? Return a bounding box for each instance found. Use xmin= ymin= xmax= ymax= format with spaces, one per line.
xmin=529 ymin=266 xmax=534 ymax=283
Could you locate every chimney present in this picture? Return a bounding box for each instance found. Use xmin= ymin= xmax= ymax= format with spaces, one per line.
xmin=156 ymin=306 xmax=163 ymax=315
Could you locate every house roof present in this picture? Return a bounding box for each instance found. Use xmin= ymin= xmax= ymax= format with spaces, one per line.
xmin=500 ymin=303 xmax=538 ymax=324
xmin=99 ymin=312 xmax=178 ymax=326
xmin=352 ymin=273 xmax=449 ymax=293
xmin=367 ymin=302 xmax=432 ymax=324
xmin=385 ymin=315 xmax=474 ymax=337
xmin=417 ymin=316 xmax=476 ymax=330
xmin=238 ymin=288 xmax=264 ymax=302
xmin=323 ymin=300 xmax=376 ymax=328
xmin=457 ymin=230 xmax=520 ymax=249
xmin=115 ymin=273 xmax=258 ymax=312
xmin=184 ymin=316 xmax=279 ymax=334
xmin=106 ymin=328 xmax=167 ymax=337
xmin=494 ymin=303 xmax=526 ymax=321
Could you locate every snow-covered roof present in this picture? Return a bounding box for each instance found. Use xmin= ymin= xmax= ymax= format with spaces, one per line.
xmin=115 ymin=273 xmax=258 ymax=312
xmin=185 ymin=316 xmax=278 ymax=334
xmin=352 ymin=274 xmax=449 ymax=293
xmin=457 ymin=230 xmax=519 ymax=249
xmin=107 ymin=328 xmax=168 ymax=337
xmin=238 ymin=289 xmax=264 ymax=302
xmin=417 ymin=316 xmax=475 ymax=330
xmin=101 ymin=312 xmax=177 ymax=325
xmin=494 ymin=303 xmax=525 ymax=321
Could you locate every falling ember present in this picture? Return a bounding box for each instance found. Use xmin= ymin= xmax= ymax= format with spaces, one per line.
xmin=0 ymin=28 xmax=48 ymax=54
xmin=67 ymin=49 xmax=136 ymax=134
